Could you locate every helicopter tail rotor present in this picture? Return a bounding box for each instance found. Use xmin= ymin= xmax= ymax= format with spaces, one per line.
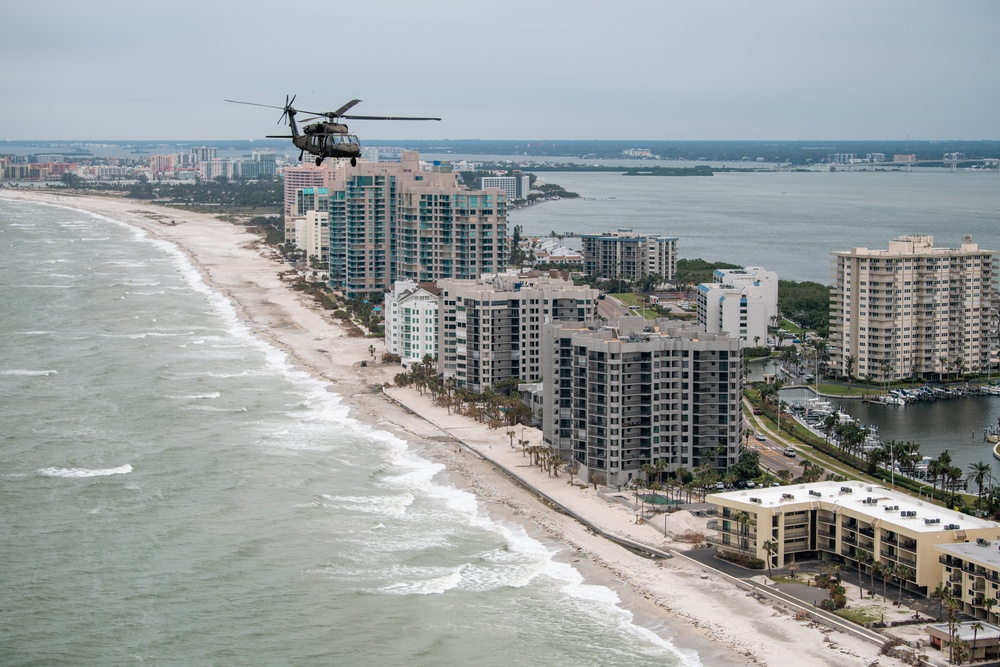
xmin=278 ymin=94 xmax=297 ymax=125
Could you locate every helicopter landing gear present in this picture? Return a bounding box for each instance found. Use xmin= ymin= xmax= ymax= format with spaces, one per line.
xmin=315 ymin=157 xmax=323 ymax=166
xmin=350 ymin=158 xmax=357 ymax=167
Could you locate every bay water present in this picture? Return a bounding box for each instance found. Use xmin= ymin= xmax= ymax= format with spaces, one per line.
xmin=510 ymin=168 xmax=1000 ymax=284
xmin=512 ymin=168 xmax=1000 ymax=475
xmin=0 ymin=199 xmax=693 ymax=666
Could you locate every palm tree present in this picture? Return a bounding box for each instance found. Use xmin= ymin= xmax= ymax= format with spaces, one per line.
xmin=734 ymin=511 xmax=751 ymax=556
xmin=933 ymin=582 xmax=948 ymax=622
xmin=855 ymin=550 xmax=866 ymax=597
xmin=822 ymin=412 xmax=839 ymax=443
xmin=861 ymin=551 xmax=877 ymax=594
xmin=896 ymin=564 xmax=913 ymax=606
xmin=968 ymin=461 xmax=993 ymax=509
xmin=971 ymin=620 xmax=984 ymax=659
xmin=928 ymin=459 xmax=942 ymax=499
xmin=875 ymin=561 xmax=888 ymax=600
xmin=947 ymin=465 xmax=964 ymax=508
xmin=845 ymin=354 xmax=857 ymax=392
xmin=946 ymin=590 xmax=960 ymax=664
xmin=763 ymin=540 xmax=778 ymax=579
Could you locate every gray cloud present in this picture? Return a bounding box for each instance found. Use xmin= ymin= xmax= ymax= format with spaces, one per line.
xmin=2 ymin=0 xmax=998 ymax=140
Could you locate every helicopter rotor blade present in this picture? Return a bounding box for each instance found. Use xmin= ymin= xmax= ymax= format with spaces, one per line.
xmin=341 ymin=114 xmax=442 ymax=121
xmin=225 ymin=99 xmax=286 ymax=110
xmin=266 ymin=135 xmax=294 ymax=139
xmin=278 ymin=94 xmax=298 ymax=125
xmin=330 ymin=99 xmax=363 ymax=118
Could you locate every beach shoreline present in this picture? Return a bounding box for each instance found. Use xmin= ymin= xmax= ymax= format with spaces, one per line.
xmin=0 ymin=188 xmax=909 ymax=667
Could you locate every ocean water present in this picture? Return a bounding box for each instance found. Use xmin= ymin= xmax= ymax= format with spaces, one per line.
xmin=0 ymin=199 xmax=695 ymax=666
xmin=510 ymin=169 xmax=1000 ymax=284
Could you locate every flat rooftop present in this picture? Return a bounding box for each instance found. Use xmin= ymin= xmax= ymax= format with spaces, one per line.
xmin=708 ymin=480 xmax=1000 ymax=534
xmin=937 ymin=539 xmax=1000 ymax=568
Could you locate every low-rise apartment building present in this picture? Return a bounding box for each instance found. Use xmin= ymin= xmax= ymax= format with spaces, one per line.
xmin=709 ymin=481 xmax=1000 ymax=596
xmin=937 ymin=539 xmax=1000 ymax=624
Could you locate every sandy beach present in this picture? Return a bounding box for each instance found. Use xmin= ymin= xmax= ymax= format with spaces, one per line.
xmin=0 ymin=188 xmax=913 ymax=667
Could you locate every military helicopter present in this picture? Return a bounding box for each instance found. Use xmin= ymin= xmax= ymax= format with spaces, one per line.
xmin=225 ymin=95 xmax=440 ymax=166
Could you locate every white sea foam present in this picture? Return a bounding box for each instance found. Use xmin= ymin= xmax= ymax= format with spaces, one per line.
xmin=319 ymin=493 xmax=415 ymax=517
xmin=38 ymin=464 xmax=133 ymax=478
xmin=1 ymin=369 xmax=58 ymax=376
xmin=167 ymin=392 xmax=221 ymax=400
xmin=380 ymin=566 xmax=464 ymax=596
xmin=547 ymin=558 xmax=702 ymax=666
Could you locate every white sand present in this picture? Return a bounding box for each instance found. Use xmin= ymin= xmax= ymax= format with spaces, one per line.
xmin=1 ymin=188 xmax=914 ymax=667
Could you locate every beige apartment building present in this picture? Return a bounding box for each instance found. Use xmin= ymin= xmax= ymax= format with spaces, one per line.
xmin=709 ymin=481 xmax=1000 ymax=596
xmin=581 ymin=229 xmax=678 ymax=282
xmin=436 ymin=272 xmax=599 ymax=393
xmin=829 ymin=235 xmax=996 ymax=382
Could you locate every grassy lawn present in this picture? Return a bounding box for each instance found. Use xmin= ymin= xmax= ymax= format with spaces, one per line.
xmin=780 ymin=320 xmax=804 ymax=335
xmin=834 ymin=606 xmax=882 ymax=626
xmin=815 ymin=383 xmax=873 ymax=398
xmin=610 ymin=293 xmax=642 ymax=306
xmin=609 ymin=293 xmax=669 ymax=320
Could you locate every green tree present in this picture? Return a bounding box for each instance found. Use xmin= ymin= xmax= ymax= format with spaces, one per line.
xmin=734 ymin=511 xmax=751 ymax=556
xmin=968 ymin=461 xmax=993 ymax=509
xmin=763 ymin=540 xmax=778 ymax=579
xmin=896 ymin=564 xmax=912 ymax=606
xmin=845 ymin=354 xmax=857 ymax=391
xmin=971 ymin=620 xmax=984 ymax=659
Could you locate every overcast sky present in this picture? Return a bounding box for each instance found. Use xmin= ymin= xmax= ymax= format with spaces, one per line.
xmin=3 ymin=0 xmax=998 ymax=141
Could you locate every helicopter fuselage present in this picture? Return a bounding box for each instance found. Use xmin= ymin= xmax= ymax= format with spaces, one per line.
xmin=293 ymin=131 xmax=361 ymax=160
xmin=226 ymin=96 xmax=437 ymax=167
xmin=291 ymin=116 xmax=359 ymax=161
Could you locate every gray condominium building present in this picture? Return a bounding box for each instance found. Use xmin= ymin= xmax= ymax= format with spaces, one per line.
xmin=542 ymin=317 xmax=743 ymax=488
xmin=581 ymin=229 xmax=678 ymax=282
xmin=437 ymin=272 xmax=600 ymax=393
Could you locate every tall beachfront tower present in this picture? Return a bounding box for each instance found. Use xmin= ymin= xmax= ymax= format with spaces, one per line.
xmin=581 ymin=229 xmax=678 ymax=282
xmin=829 ymin=235 xmax=996 ymax=382
xmin=541 ymin=316 xmax=743 ymax=487
xmin=317 ymin=151 xmax=506 ymax=299
xmin=282 ymin=162 xmax=343 ymax=217
xmin=436 ymin=272 xmax=599 ymax=393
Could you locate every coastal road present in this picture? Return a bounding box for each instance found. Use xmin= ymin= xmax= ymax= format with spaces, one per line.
xmin=756 ymin=441 xmax=805 ymax=477
xmin=597 ymin=295 xmax=629 ymax=320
